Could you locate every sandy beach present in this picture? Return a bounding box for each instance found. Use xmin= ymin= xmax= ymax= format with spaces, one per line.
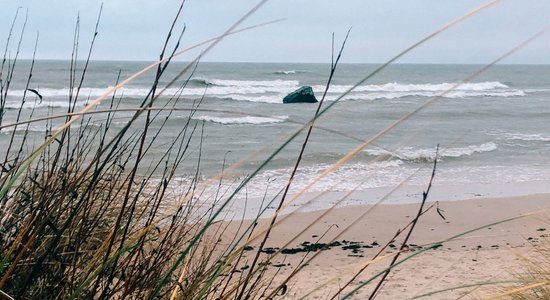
xmin=224 ymin=193 xmax=550 ymax=299
xmin=3 ymin=2 xmax=550 ymax=299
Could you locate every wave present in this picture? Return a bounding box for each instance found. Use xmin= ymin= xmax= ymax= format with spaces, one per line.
xmin=313 ymin=81 xmax=511 ymax=93
xmin=332 ymin=90 xmax=525 ymax=101
xmin=190 ymin=78 xmax=299 ymax=87
xmin=217 ymin=94 xmax=285 ymax=104
xmin=364 ymin=142 xmax=498 ymax=163
xmin=6 ymin=87 xmax=200 ymax=99
xmin=6 ymin=80 xmax=300 ymax=99
xmin=6 ymin=88 xmax=524 ymax=108
xmin=272 ymin=70 xmax=308 ymax=75
xmin=274 ymin=70 xmax=297 ymax=75
xmin=5 ymin=81 xmax=524 ymax=106
xmin=4 ymin=99 xmax=90 ymax=109
xmin=189 ymin=78 xmax=300 ymax=86
xmin=242 ymin=160 xmax=407 ymax=196
xmin=524 ymin=88 xmax=550 ymax=93
xmin=6 ymin=87 xmax=139 ymax=100
xmin=0 ymin=123 xmax=98 ymax=134
xmin=195 ymin=79 xmax=514 ymax=94
xmin=213 ymin=89 xmax=524 ymax=104
xmin=210 ymin=80 xmax=523 ymax=103
xmin=444 ymin=90 xmax=525 ymax=98
xmin=0 ymin=125 xmax=49 ymax=134
xmin=503 ymin=133 xmax=550 ymax=142
xmin=188 ymin=78 xmax=211 ymax=86
xmin=194 ymin=115 xmax=288 ymax=125
xmin=195 ymin=79 xmax=511 ymax=92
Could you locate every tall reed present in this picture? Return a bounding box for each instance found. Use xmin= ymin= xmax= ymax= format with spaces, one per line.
xmin=0 ymin=1 xmax=546 ymax=299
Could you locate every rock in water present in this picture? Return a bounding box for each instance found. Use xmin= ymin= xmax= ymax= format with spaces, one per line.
xmin=282 ymin=86 xmax=318 ymax=103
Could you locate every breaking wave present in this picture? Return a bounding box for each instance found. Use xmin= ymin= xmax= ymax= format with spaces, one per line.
xmin=363 ymin=142 xmax=498 ymax=163
xmin=274 ymin=70 xmax=297 ymax=75
xmin=190 ymin=78 xmax=299 ymax=88
xmin=272 ymin=70 xmax=307 ymax=75
xmin=503 ymin=133 xmax=550 ymax=142
xmin=5 ymin=80 xmax=524 ymax=106
xmin=194 ymin=115 xmax=288 ymax=125
xmin=314 ymin=81 xmax=511 ymax=93
xmin=211 ymin=80 xmax=524 ymax=103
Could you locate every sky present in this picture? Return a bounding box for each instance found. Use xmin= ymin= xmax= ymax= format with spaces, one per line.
xmin=0 ymin=0 xmax=549 ymax=64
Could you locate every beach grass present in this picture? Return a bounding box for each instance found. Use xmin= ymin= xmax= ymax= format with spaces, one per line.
xmin=0 ymin=1 xmax=548 ymax=299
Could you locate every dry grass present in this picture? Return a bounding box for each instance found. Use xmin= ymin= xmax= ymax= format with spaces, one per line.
xmin=494 ymin=224 xmax=550 ymax=300
xmin=0 ymin=1 xmax=547 ymax=299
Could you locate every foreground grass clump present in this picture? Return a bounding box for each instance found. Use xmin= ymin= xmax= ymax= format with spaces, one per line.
xmin=0 ymin=12 xmax=400 ymax=298
xmin=3 ymin=1 xmax=542 ymax=299
xmin=0 ymin=4 xmax=249 ymax=299
xmin=499 ymin=230 xmax=550 ymax=299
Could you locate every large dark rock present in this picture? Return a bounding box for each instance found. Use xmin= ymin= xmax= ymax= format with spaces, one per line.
xmin=282 ymin=86 xmax=318 ymax=104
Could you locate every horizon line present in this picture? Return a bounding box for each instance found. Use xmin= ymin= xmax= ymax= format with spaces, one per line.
xmin=8 ymin=58 xmax=550 ymax=66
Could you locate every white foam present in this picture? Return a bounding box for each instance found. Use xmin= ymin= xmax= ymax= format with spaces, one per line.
xmin=201 ymin=79 xmax=299 ymax=87
xmin=217 ymin=94 xmax=284 ymax=104
xmin=8 ymin=87 xmax=116 ymax=98
xmin=364 ymin=142 xmax=498 ymax=162
xmin=162 ymin=161 xmax=550 ymax=216
xmin=443 ymin=90 xmax=525 ymax=98
xmin=194 ymin=115 xmax=288 ymax=125
xmin=0 ymin=123 xmax=94 ymax=134
xmin=209 ymin=81 xmax=523 ymax=104
xmin=503 ymin=133 xmax=550 ymax=142
xmin=315 ymin=81 xmax=523 ymax=101
xmin=7 ymin=85 xmax=291 ymax=99
xmin=441 ymin=142 xmax=498 ymax=157
xmin=239 ymin=160 xmax=407 ymax=199
xmin=524 ymin=88 xmax=550 ymax=93
xmin=5 ymin=80 xmax=522 ymax=103
xmin=5 ymin=80 xmax=524 ymax=106
xmin=327 ymin=90 xmax=524 ymax=101
xmin=314 ymin=81 xmax=510 ymax=93
xmin=274 ymin=70 xmax=297 ymax=75
xmin=0 ymin=125 xmax=48 ymax=134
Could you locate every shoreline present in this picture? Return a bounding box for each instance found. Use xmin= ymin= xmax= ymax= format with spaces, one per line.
xmin=226 ymin=179 xmax=550 ymax=220
xmin=224 ymin=193 xmax=550 ymax=299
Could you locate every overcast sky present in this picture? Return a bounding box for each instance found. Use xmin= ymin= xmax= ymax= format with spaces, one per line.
xmin=0 ymin=1 xmax=549 ymax=64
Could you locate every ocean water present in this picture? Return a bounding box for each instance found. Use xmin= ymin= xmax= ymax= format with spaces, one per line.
xmin=2 ymin=61 xmax=550 ymax=212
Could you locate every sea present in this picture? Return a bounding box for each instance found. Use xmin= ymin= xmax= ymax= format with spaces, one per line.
xmin=2 ymin=61 xmax=550 ymax=216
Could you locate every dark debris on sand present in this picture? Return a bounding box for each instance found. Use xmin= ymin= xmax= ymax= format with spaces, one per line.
xmin=260 ymin=239 xmax=430 ymax=257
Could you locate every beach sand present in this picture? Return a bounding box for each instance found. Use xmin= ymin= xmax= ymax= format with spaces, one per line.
xmin=223 ymin=193 xmax=549 ymax=299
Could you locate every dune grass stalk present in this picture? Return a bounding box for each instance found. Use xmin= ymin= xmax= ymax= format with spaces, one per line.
xmin=338 ymin=212 xmax=543 ymax=300
xmin=367 ymin=146 xmax=439 ymax=299
xmin=234 ymin=30 xmax=350 ymax=300
xmin=0 ymin=3 xmax=207 ymax=298
xmin=1 ymin=0 xmax=548 ymax=299
xmin=212 ymin=24 xmax=543 ymax=295
xmin=174 ymin=5 xmax=502 ymax=297
xmin=0 ymin=3 xmax=281 ymax=203
xmin=0 ymin=1 xmax=289 ymax=298
xmin=488 ymin=227 xmax=550 ymax=299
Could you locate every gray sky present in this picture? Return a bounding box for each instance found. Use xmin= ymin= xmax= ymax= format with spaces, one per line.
xmin=0 ymin=0 xmax=549 ymax=64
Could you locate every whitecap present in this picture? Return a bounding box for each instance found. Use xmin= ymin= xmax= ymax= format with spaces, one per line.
xmin=194 ymin=115 xmax=288 ymax=125
xmin=364 ymin=142 xmax=498 ymax=162
xmin=313 ymin=81 xmax=511 ymax=94
xmin=4 ymin=80 xmax=524 ymax=106
xmin=503 ymin=133 xmax=550 ymax=142
xmin=200 ymin=79 xmax=299 ymax=87
xmin=273 ymin=70 xmax=297 ymax=75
